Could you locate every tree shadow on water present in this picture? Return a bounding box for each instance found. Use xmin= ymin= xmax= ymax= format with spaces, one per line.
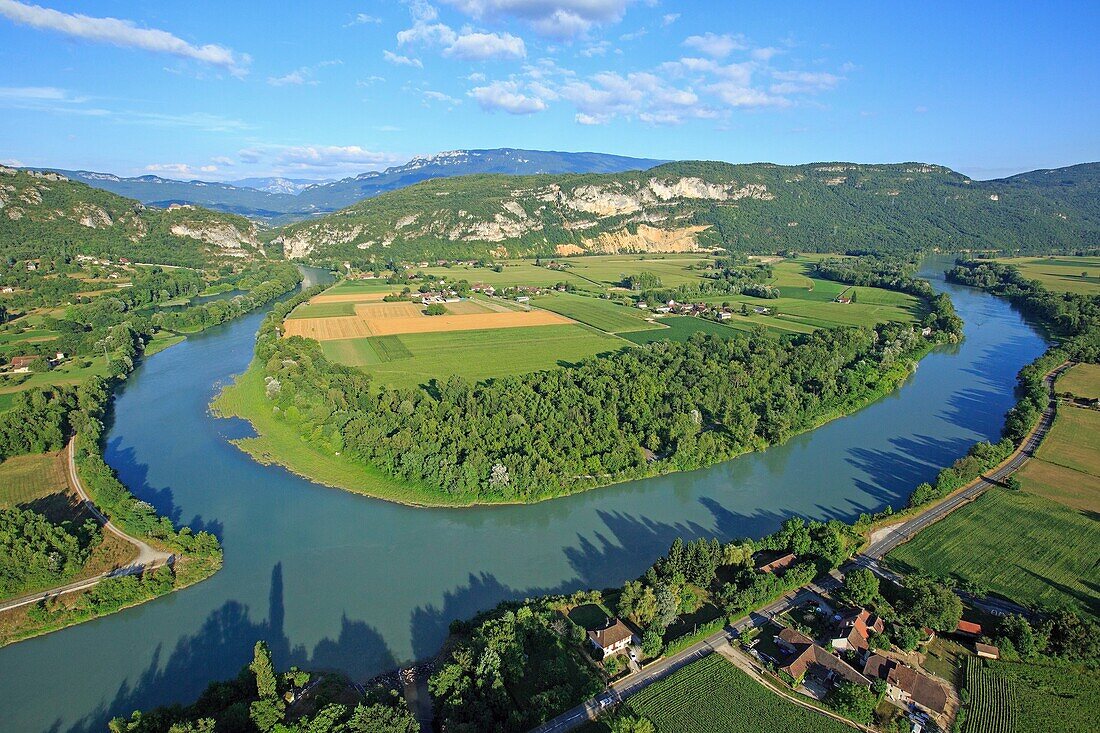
xmin=51 ymin=563 xmax=397 ymax=733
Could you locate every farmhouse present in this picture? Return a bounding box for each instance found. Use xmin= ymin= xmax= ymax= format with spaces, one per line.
xmin=755 ymin=551 xmax=797 ymax=575
xmin=830 ymin=607 xmax=885 ymax=654
xmin=9 ymin=355 xmax=39 ymax=373
xmin=587 ymin=618 xmax=636 ymax=658
xmin=775 ymin=627 xmax=871 ymax=688
xmin=974 ymin=643 xmax=1000 ymax=660
xmin=955 ymin=620 xmax=982 ymax=637
xmin=862 ymin=655 xmax=949 ymax=715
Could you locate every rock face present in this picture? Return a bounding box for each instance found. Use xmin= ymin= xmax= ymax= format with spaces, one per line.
xmin=278 ymin=173 xmax=777 ymax=259
xmin=170 ymin=221 xmax=259 ymax=253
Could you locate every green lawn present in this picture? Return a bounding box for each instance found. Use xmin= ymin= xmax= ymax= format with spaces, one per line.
xmin=287 ymin=301 xmax=356 ymax=319
xmin=1057 ymin=362 xmax=1100 ymax=400
xmin=354 ymin=324 xmax=629 ymax=389
xmin=886 ymin=488 xmax=1100 ymax=618
xmin=626 ymin=653 xmax=854 ymax=733
xmin=144 ymin=332 xmax=186 ymax=356
xmin=532 ymin=291 xmax=661 ymax=333
xmin=996 ymin=256 xmax=1100 ymax=296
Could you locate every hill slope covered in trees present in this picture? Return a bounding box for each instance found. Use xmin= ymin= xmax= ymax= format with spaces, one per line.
xmin=274 ymin=161 xmax=1100 ymax=265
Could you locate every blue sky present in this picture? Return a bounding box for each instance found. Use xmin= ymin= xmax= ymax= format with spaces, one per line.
xmin=0 ymin=0 xmax=1096 ymax=181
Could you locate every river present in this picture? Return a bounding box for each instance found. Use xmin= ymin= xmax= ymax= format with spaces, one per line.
xmin=0 ymin=259 xmax=1047 ymax=732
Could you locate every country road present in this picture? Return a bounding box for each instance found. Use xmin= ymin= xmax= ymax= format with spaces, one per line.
xmin=530 ymin=362 xmax=1069 ymax=733
xmin=0 ymin=438 xmax=173 ymax=615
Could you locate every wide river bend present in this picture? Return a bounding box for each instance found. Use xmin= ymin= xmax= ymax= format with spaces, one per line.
xmin=0 ymin=259 xmax=1047 ymax=732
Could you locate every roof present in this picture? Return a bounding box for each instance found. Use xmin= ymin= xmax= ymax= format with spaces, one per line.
xmin=588 ymin=619 xmax=633 ymax=649
xmin=777 ymin=627 xmax=870 ymax=687
xmin=863 ymin=655 xmax=949 ymax=714
xmin=974 ymin=643 xmax=1000 ymax=658
xmin=956 ymin=620 xmax=982 ymax=635
xmin=756 ymin=552 xmax=797 ymax=573
xmin=835 ymin=608 xmax=885 ymax=651
xmin=10 ymin=356 xmax=38 ymax=366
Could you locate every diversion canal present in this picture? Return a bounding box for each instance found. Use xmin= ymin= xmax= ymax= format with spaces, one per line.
xmin=0 ymin=258 xmax=1047 ymax=732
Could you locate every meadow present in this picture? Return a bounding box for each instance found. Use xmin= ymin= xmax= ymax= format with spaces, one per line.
xmin=0 ymin=451 xmax=70 ymax=510
xmin=995 ymin=255 xmax=1100 ymax=295
xmin=625 ymin=653 xmax=854 ymax=733
xmin=886 ymin=487 xmax=1100 ymax=617
xmin=287 ymin=301 xmax=356 ymax=319
xmin=1056 ymin=361 xmax=1100 ymax=400
xmin=962 ymin=657 xmax=1098 ymax=733
xmin=532 ymin=291 xmax=662 ymax=333
xmin=352 ymin=324 xmax=627 ymax=389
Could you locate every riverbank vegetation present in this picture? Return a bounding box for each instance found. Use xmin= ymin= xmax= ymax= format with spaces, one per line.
xmin=109 ymin=641 xmax=419 ymax=733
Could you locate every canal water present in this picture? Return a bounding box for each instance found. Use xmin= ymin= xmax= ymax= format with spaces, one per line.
xmin=0 ymin=259 xmax=1047 ymax=732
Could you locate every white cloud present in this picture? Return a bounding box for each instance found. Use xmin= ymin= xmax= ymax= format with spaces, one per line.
xmin=145 ymin=162 xmax=218 ymax=176
xmin=0 ymin=0 xmax=250 ymax=76
xmin=383 ymin=50 xmax=424 ymax=68
xmin=0 ymin=85 xmax=71 ymax=100
xmin=619 ymin=27 xmax=646 ymax=41
xmin=211 ymin=156 xmax=235 ymax=166
xmin=769 ymin=70 xmax=840 ymax=94
xmin=441 ymin=0 xmax=630 ymax=38
xmin=683 ymin=32 xmax=746 ymax=59
xmin=661 ymin=13 xmax=679 ymax=26
xmin=276 ymin=145 xmax=401 ymax=172
xmin=357 ymin=75 xmax=386 ymax=86
xmin=267 ymin=60 xmax=341 ymax=87
xmin=468 ymin=80 xmax=547 ymax=114
xmin=751 ymin=46 xmax=781 ymax=61
xmin=423 ymin=89 xmax=462 ymax=106
xmin=707 ymin=80 xmax=789 ymax=108
xmin=238 ymin=148 xmax=263 ymax=163
xmin=445 ymin=31 xmax=526 ymax=60
xmin=575 ymin=112 xmax=610 ymax=125
xmin=580 ymin=40 xmax=611 ymax=57
xmin=345 ymin=13 xmax=382 ymax=26
xmin=467 ymin=71 xmax=487 ymax=82
xmin=1 ymin=158 xmax=26 ymax=167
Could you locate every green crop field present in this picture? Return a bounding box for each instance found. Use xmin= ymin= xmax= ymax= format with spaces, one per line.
xmin=417 ymin=261 xmax=592 ymax=288
xmin=532 ymin=292 xmax=661 ymax=333
xmin=0 ymin=451 xmax=69 ymax=509
xmin=626 ymin=653 xmax=854 ymax=733
xmin=324 ymin=280 xmax=401 ymax=294
xmin=995 ymin=256 xmax=1100 ymax=295
xmin=1057 ymin=362 xmax=1100 ymax=400
xmin=886 ymin=488 xmax=1100 ymax=617
xmin=321 ymin=335 xmax=414 ymax=366
xmin=1016 ymin=403 xmax=1100 ymax=513
xmin=560 ymin=254 xmax=713 ymax=288
xmin=620 ymin=316 xmax=796 ymax=344
xmin=963 ymin=657 xmax=1098 ymax=733
xmin=287 ymin=301 xmax=356 ymax=319
xmin=352 ymin=324 xmax=627 ymax=389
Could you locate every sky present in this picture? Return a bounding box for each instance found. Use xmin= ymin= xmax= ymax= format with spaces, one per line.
xmin=0 ymin=0 xmax=1097 ymax=182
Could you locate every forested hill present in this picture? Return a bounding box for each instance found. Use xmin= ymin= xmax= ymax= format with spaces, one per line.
xmin=274 ymin=161 xmax=1100 ymax=265
xmin=0 ymin=166 xmax=264 ymax=268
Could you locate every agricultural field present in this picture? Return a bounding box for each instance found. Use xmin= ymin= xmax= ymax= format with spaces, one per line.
xmin=1056 ymin=361 xmax=1100 ymax=401
xmin=287 ymin=301 xmax=356 ymax=319
xmin=353 ymin=324 xmax=627 ymax=390
xmin=619 ymin=316 xmax=782 ymax=344
xmin=416 ymin=260 xmax=591 ymax=288
xmin=886 ymin=487 xmax=1100 ymax=618
xmin=626 ymin=653 xmax=854 ymax=733
xmin=962 ymin=657 xmax=1098 ymax=733
xmin=558 ymin=253 xmax=714 ymax=288
xmin=532 ymin=291 xmax=662 ymax=333
xmin=995 ymin=255 xmax=1100 ymax=295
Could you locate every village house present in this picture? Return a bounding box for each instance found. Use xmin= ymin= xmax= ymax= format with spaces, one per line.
xmin=955 ymin=620 xmax=982 ymax=637
xmin=863 ymin=655 xmax=949 ymax=716
xmin=635 ymin=301 xmax=648 ymax=309
xmin=587 ymin=618 xmax=636 ymax=658
xmin=9 ymin=355 xmax=40 ymax=373
xmin=974 ymin=643 xmax=1000 ymax=660
xmin=755 ymin=551 xmax=797 ymax=575
xmin=775 ymin=627 xmax=871 ymax=689
xmin=830 ymin=608 xmax=885 ymax=654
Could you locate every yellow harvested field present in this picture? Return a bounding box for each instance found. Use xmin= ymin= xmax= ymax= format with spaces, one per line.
xmin=354 ymin=302 xmax=424 ymax=319
xmin=362 ymin=309 xmax=572 ymax=336
xmin=284 ymin=316 xmax=372 ymax=340
xmin=285 ymin=298 xmax=574 ymax=340
xmin=310 ymin=292 xmax=399 ymax=303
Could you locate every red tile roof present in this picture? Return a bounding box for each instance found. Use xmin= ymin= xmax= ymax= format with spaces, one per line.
xmin=588 ymin=619 xmax=633 ymax=650
xmin=956 ymin=620 xmax=982 ymax=635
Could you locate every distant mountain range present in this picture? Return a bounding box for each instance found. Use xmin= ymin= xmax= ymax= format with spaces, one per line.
xmin=43 ymin=149 xmax=666 ymax=225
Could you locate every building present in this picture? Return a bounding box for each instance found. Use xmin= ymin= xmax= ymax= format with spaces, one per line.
xmin=755 ymin=551 xmax=797 ymax=575
xmin=956 ymin=620 xmax=982 ymax=637
xmin=587 ymin=618 xmax=636 ymax=657
xmin=863 ymin=655 xmax=949 ymax=715
xmin=830 ymin=608 xmax=885 ymax=654
xmin=775 ymin=627 xmax=871 ymax=688
xmin=974 ymin=643 xmax=1000 ymax=660
xmin=9 ymin=355 xmax=39 ymax=373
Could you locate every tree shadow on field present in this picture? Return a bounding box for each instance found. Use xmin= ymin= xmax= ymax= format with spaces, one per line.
xmin=51 ymin=563 xmax=397 ymax=733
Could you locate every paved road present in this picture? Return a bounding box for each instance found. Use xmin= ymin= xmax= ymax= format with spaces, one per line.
xmin=530 ymin=363 xmax=1069 ymax=733
xmin=0 ymin=438 xmax=173 ymax=614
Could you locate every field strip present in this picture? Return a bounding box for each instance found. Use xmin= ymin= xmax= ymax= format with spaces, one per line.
xmin=360 ymin=310 xmax=573 ymax=336
xmin=284 ymin=316 xmax=373 ymax=340
xmin=354 ymin=301 xmax=424 ymax=319
xmin=310 ymin=292 xmax=398 ymax=303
